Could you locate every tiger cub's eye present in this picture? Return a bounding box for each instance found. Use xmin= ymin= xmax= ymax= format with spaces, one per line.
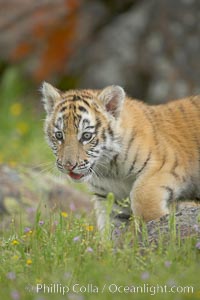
xmin=55 ymin=131 xmax=63 ymax=140
xmin=82 ymin=132 xmax=93 ymax=141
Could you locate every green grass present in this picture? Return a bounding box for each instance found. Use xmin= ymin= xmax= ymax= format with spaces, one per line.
xmin=0 ymin=210 xmax=200 ymax=300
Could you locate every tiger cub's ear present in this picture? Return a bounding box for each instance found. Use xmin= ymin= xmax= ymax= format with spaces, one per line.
xmin=41 ymin=82 xmax=61 ymax=115
xmin=98 ymin=85 xmax=125 ymax=118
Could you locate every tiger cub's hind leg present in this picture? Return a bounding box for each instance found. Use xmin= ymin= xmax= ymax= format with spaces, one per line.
xmin=130 ymin=172 xmax=183 ymax=222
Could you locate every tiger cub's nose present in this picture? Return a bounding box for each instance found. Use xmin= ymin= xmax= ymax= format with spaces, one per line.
xmin=65 ymin=161 xmax=77 ymax=171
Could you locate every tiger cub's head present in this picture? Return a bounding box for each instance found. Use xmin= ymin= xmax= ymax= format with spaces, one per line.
xmin=41 ymin=82 xmax=125 ymax=181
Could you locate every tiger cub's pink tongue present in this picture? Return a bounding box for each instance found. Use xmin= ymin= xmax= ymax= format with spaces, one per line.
xmin=69 ymin=171 xmax=83 ymax=180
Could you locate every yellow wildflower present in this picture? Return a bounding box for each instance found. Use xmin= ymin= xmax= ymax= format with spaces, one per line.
xmin=26 ymin=259 xmax=32 ymax=265
xmin=61 ymin=211 xmax=68 ymax=218
xmin=9 ymin=160 xmax=17 ymax=168
xmin=11 ymin=240 xmax=19 ymax=245
xmin=36 ymin=278 xmax=42 ymax=284
xmin=0 ymin=154 xmax=3 ymax=164
xmin=12 ymin=255 xmax=19 ymax=260
xmin=22 ymin=148 xmax=28 ymax=156
xmin=10 ymin=103 xmax=22 ymax=116
xmin=23 ymin=230 xmax=33 ymax=238
xmin=85 ymin=225 xmax=94 ymax=232
xmin=16 ymin=122 xmax=29 ymax=135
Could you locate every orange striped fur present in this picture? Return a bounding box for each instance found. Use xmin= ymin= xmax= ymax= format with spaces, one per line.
xmin=41 ymin=82 xmax=200 ymax=235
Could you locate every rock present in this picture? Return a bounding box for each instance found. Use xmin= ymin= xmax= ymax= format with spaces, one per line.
xmin=0 ymin=164 xmax=92 ymax=230
xmin=138 ymin=206 xmax=200 ymax=247
xmin=1 ymin=1 xmax=200 ymax=103
xmin=69 ymin=0 xmax=200 ymax=103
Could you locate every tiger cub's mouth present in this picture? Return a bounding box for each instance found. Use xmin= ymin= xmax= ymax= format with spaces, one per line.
xmin=59 ymin=164 xmax=93 ymax=181
xmin=68 ymin=171 xmax=85 ymax=180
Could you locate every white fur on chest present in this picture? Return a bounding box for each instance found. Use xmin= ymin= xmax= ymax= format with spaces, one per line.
xmin=89 ymin=174 xmax=134 ymax=232
xmin=89 ymin=175 xmax=134 ymax=201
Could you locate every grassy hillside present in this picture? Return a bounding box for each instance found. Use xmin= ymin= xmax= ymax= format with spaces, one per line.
xmin=1 ymin=210 xmax=200 ymax=300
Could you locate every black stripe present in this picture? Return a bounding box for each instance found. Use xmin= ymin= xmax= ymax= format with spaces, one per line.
xmin=95 ymin=118 xmax=102 ymax=131
xmin=170 ymin=155 xmax=179 ymax=179
xmin=85 ymin=125 xmax=95 ymax=130
xmin=54 ymin=117 xmax=63 ymax=130
xmin=101 ymin=146 xmax=119 ymax=156
xmin=91 ymin=149 xmax=100 ymax=154
xmin=87 ymin=151 xmax=98 ymax=158
xmin=89 ymin=146 xmax=100 ymax=155
xmin=110 ymin=154 xmax=118 ymax=166
xmin=157 ymin=154 xmax=166 ymax=171
xmin=113 ymin=213 xmax=131 ymax=220
xmin=123 ymin=130 xmax=136 ymax=162
xmin=75 ymin=113 xmax=82 ymax=122
xmin=91 ymin=138 xmax=99 ymax=147
xmin=128 ymin=151 xmax=139 ymax=175
xmin=63 ymin=94 xmax=79 ymax=100
xmin=161 ymin=185 xmax=174 ymax=202
xmin=143 ymin=107 xmax=159 ymax=146
xmin=81 ymin=99 xmax=91 ymax=107
xmin=91 ymin=184 xmax=106 ymax=192
xmin=101 ymin=128 xmax=106 ymax=141
xmin=60 ymin=106 xmax=67 ymax=112
xmin=54 ymin=124 xmax=61 ymax=130
xmin=73 ymin=115 xmax=80 ymax=129
xmin=82 ymin=119 xmax=90 ymax=126
xmin=69 ymin=103 xmax=73 ymax=110
xmin=110 ymin=154 xmax=119 ymax=175
xmin=94 ymin=193 xmax=107 ymax=199
xmin=135 ymin=151 xmax=151 ymax=176
xmin=108 ymin=125 xmax=114 ymax=137
xmin=78 ymin=105 xmax=88 ymax=113
xmin=73 ymin=95 xmax=81 ymax=100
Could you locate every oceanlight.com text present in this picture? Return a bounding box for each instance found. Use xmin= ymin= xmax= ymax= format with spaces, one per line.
xmin=31 ymin=283 xmax=195 ymax=296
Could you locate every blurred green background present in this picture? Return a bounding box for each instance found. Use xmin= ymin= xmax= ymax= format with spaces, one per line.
xmin=0 ymin=0 xmax=200 ymax=166
xmin=0 ymin=66 xmax=52 ymax=165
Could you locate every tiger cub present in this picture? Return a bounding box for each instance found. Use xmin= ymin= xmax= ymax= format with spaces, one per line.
xmin=41 ymin=82 xmax=200 ymax=234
